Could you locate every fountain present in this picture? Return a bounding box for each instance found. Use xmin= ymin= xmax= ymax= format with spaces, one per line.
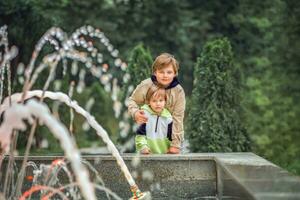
xmin=0 ymin=25 xmax=150 ymax=199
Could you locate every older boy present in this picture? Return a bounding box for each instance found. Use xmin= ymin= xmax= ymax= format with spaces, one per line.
xmin=128 ymin=53 xmax=185 ymax=154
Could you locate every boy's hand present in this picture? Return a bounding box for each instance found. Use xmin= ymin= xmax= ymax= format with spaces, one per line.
xmin=134 ymin=110 xmax=148 ymax=124
xmin=141 ymin=148 xmax=151 ymax=154
xmin=167 ymin=146 xmax=180 ymax=154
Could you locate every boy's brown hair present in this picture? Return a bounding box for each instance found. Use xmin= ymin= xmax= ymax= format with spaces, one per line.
xmin=146 ymin=85 xmax=167 ymax=104
xmin=152 ymin=53 xmax=179 ymax=75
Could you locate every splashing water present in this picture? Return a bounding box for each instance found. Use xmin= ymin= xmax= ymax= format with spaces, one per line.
xmin=0 ymin=25 xmax=18 ymax=105
xmin=0 ymin=99 xmax=96 ymax=200
xmin=0 ymin=25 xmax=150 ymax=199
xmin=0 ymin=90 xmax=138 ymax=188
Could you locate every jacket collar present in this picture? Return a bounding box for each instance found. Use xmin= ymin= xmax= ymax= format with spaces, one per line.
xmin=151 ymin=75 xmax=180 ymax=89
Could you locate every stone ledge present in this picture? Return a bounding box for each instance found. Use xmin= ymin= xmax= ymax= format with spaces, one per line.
xmin=2 ymin=153 xmax=300 ymax=199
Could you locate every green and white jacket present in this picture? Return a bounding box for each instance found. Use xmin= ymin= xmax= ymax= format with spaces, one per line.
xmin=135 ymin=104 xmax=173 ymax=154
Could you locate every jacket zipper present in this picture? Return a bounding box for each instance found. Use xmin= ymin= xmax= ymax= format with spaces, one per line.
xmin=155 ymin=116 xmax=159 ymax=132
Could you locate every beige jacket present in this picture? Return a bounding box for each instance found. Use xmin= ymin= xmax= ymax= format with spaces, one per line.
xmin=128 ymin=78 xmax=185 ymax=148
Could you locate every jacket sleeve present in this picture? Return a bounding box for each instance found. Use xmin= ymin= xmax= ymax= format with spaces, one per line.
xmin=136 ymin=123 xmax=146 ymax=135
xmin=127 ymin=80 xmax=149 ymax=118
xmin=170 ymin=88 xmax=186 ymax=148
xmin=167 ymin=122 xmax=173 ymax=141
xmin=135 ymin=135 xmax=149 ymax=152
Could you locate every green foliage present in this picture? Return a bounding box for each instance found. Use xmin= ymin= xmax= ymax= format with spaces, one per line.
xmin=119 ymin=43 xmax=153 ymax=115
xmin=124 ymin=44 xmax=152 ymax=87
xmin=226 ymin=0 xmax=300 ymax=175
xmin=118 ymin=44 xmax=152 ymax=149
xmin=186 ymin=38 xmax=251 ymax=152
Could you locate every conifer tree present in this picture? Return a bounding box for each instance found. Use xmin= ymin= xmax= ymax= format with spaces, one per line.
xmin=186 ymin=38 xmax=251 ymax=152
xmin=121 ymin=44 xmax=152 ymax=92
xmin=118 ymin=44 xmax=152 ymax=151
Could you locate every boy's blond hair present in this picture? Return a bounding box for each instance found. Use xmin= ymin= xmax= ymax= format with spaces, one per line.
xmin=146 ymin=85 xmax=167 ymax=104
xmin=152 ymin=53 xmax=179 ymax=75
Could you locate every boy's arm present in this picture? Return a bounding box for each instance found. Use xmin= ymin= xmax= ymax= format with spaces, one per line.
xmin=136 ymin=123 xmax=146 ymax=135
xmin=167 ymin=121 xmax=180 ymax=154
xmin=127 ymin=81 xmax=148 ymax=118
xmin=135 ymin=114 xmax=150 ymax=153
xmin=170 ymin=88 xmax=186 ymax=149
xmin=135 ymin=135 xmax=149 ymax=152
xmin=167 ymin=122 xmax=173 ymax=141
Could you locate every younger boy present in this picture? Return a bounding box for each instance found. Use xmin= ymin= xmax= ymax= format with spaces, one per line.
xmin=135 ymin=86 xmax=172 ymax=154
xmin=128 ymin=53 xmax=185 ymax=154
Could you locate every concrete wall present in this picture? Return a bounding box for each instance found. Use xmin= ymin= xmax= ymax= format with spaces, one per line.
xmin=1 ymin=153 xmax=300 ymax=199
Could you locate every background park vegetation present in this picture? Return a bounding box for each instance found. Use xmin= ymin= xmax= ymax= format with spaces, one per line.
xmin=1 ymin=0 xmax=299 ymax=175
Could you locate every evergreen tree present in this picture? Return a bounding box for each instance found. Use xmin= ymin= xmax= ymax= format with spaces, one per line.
xmin=118 ymin=44 xmax=152 ymax=151
xmin=121 ymin=44 xmax=152 ymax=94
xmin=228 ymin=0 xmax=300 ymax=174
xmin=186 ymin=38 xmax=251 ymax=152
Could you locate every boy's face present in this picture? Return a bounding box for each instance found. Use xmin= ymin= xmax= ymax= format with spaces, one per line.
xmin=149 ymin=96 xmax=166 ymax=114
xmin=154 ymin=64 xmax=176 ymax=87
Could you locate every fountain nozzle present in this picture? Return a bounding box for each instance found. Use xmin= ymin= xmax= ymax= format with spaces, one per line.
xmin=129 ymin=184 xmax=151 ymax=200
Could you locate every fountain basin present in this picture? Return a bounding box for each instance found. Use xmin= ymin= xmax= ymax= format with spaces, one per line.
xmin=2 ymin=153 xmax=300 ymax=199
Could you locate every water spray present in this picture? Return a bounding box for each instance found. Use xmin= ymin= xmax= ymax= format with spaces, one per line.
xmin=1 ymin=90 xmax=152 ymax=199
xmin=0 ymin=24 xmax=152 ymax=199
